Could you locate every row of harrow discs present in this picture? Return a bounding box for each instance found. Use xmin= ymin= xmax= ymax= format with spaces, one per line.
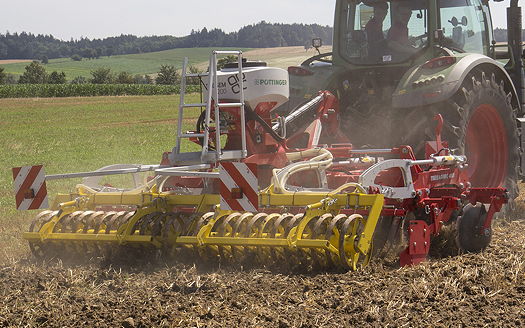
xmin=26 ymin=189 xmax=384 ymax=271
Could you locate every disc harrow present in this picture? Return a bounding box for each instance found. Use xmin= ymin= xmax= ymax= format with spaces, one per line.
xmin=18 ymin=145 xmax=508 ymax=270
xmin=23 ymin=188 xmax=384 ymax=271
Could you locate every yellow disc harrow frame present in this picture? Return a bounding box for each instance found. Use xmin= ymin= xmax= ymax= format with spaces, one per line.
xmin=23 ymin=186 xmax=384 ymax=271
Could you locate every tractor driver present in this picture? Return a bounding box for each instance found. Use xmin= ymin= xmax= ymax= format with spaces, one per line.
xmin=364 ymin=2 xmax=389 ymax=59
xmin=387 ymin=3 xmax=418 ymax=57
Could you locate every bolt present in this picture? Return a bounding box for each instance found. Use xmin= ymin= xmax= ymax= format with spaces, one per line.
xmin=484 ymin=228 xmax=491 ymax=237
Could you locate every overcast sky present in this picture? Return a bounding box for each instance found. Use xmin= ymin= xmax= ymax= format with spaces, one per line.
xmin=0 ymin=0 xmax=520 ymax=40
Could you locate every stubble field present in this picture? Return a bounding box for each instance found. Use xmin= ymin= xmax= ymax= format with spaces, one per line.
xmin=0 ymin=95 xmax=524 ymax=327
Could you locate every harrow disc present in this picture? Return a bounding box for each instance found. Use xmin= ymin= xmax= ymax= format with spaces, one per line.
xmin=25 ymin=208 xmax=377 ymax=271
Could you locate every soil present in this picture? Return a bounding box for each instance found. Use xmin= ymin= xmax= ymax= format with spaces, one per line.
xmin=0 ymin=220 xmax=524 ymax=328
xmin=0 ymin=59 xmax=32 ymax=65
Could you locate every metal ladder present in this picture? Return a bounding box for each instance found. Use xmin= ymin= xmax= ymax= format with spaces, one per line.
xmin=174 ymin=50 xmax=248 ymax=164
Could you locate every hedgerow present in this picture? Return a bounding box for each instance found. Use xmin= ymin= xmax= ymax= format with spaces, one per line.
xmin=0 ymin=84 xmax=201 ymax=98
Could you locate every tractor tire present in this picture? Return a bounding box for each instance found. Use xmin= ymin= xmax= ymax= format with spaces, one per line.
xmin=456 ymin=203 xmax=491 ymax=253
xmin=395 ymin=71 xmax=520 ymax=199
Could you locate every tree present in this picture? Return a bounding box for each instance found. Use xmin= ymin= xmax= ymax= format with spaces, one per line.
xmin=18 ymin=61 xmax=47 ymax=84
xmin=217 ymin=55 xmax=237 ymax=70
xmin=187 ymin=65 xmax=203 ymax=85
xmin=40 ymin=55 xmax=49 ymax=64
xmin=5 ymin=74 xmax=18 ymax=84
xmin=133 ymin=74 xmax=145 ymax=84
xmin=0 ymin=67 xmax=6 ymax=84
xmin=155 ymin=65 xmax=179 ymax=85
xmin=116 ymin=71 xmax=134 ymax=84
xmin=133 ymin=74 xmax=153 ymax=84
xmin=70 ymin=76 xmax=87 ymax=84
xmin=82 ymin=48 xmax=97 ymax=59
xmin=48 ymin=71 xmax=66 ymax=84
xmin=90 ymin=68 xmax=113 ymax=84
xmin=0 ymin=42 xmax=7 ymax=58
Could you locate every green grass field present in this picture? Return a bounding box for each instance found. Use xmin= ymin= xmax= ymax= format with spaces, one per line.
xmin=0 ymin=46 xmax=331 ymax=81
xmin=0 ymin=95 xmax=202 ymax=261
xmin=0 ymin=47 xmax=252 ymax=79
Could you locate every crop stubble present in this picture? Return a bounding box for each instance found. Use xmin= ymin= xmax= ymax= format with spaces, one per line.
xmin=0 ymin=218 xmax=523 ymax=327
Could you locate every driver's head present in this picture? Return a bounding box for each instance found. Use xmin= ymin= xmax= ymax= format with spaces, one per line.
xmin=372 ymin=2 xmax=388 ymax=21
xmin=393 ymin=3 xmax=412 ymax=25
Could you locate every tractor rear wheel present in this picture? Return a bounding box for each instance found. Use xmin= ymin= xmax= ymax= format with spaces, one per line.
xmin=396 ymin=71 xmax=520 ymax=199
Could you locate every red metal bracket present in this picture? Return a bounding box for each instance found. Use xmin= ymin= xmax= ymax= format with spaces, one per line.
xmin=399 ymin=220 xmax=431 ymax=266
xmin=481 ymin=195 xmax=506 ymax=232
xmin=418 ymin=196 xmax=460 ymax=233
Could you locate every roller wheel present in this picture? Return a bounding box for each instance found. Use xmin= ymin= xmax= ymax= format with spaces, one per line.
xmin=456 ymin=203 xmax=491 ymax=253
xmin=395 ymin=71 xmax=520 ymax=199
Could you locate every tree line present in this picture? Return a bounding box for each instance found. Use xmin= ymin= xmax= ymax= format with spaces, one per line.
xmin=0 ymin=61 xmax=202 ymax=85
xmin=0 ymin=22 xmax=333 ymax=60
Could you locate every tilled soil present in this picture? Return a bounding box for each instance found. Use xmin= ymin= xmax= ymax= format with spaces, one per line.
xmin=0 ymin=220 xmax=524 ymax=328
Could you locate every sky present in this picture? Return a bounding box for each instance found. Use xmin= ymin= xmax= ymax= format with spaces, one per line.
xmin=0 ymin=0 xmax=521 ymax=40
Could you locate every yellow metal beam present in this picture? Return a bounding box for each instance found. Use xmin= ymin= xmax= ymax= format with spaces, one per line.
xmin=23 ymin=232 xmax=152 ymax=243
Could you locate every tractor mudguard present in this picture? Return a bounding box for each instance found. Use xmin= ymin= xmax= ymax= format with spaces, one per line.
xmin=392 ymin=53 xmax=520 ymax=109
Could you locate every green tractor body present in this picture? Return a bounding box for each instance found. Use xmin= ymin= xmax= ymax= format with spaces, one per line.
xmin=288 ymin=0 xmax=524 ymax=198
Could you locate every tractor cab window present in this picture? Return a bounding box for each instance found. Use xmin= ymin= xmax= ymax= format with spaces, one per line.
xmin=341 ymin=0 xmax=429 ymax=64
xmin=438 ymin=0 xmax=488 ymax=55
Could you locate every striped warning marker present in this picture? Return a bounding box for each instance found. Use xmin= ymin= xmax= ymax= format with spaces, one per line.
xmin=12 ymin=165 xmax=49 ymax=210
xmin=219 ymin=162 xmax=258 ymax=212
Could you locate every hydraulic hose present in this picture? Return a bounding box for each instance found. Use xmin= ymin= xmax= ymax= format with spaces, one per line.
xmin=271 ymin=148 xmax=334 ymax=193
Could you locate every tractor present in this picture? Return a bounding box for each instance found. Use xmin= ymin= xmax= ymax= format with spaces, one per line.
xmin=287 ymin=0 xmax=524 ymax=202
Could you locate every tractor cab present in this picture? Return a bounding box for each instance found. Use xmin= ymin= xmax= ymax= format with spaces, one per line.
xmin=336 ymin=0 xmax=492 ymax=66
xmin=338 ymin=0 xmax=430 ymax=65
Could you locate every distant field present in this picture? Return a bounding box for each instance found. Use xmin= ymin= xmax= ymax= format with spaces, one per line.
xmin=0 ymin=46 xmax=331 ymax=80
xmin=244 ymin=45 xmax=332 ymax=69
xmin=0 ymin=59 xmax=32 ymax=65
xmin=0 ymin=47 xmax=251 ymax=79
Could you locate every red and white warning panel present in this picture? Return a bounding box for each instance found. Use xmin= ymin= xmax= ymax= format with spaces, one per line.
xmin=219 ymin=162 xmax=258 ymax=212
xmin=12 ymin=165 xmax=49 ymax=210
